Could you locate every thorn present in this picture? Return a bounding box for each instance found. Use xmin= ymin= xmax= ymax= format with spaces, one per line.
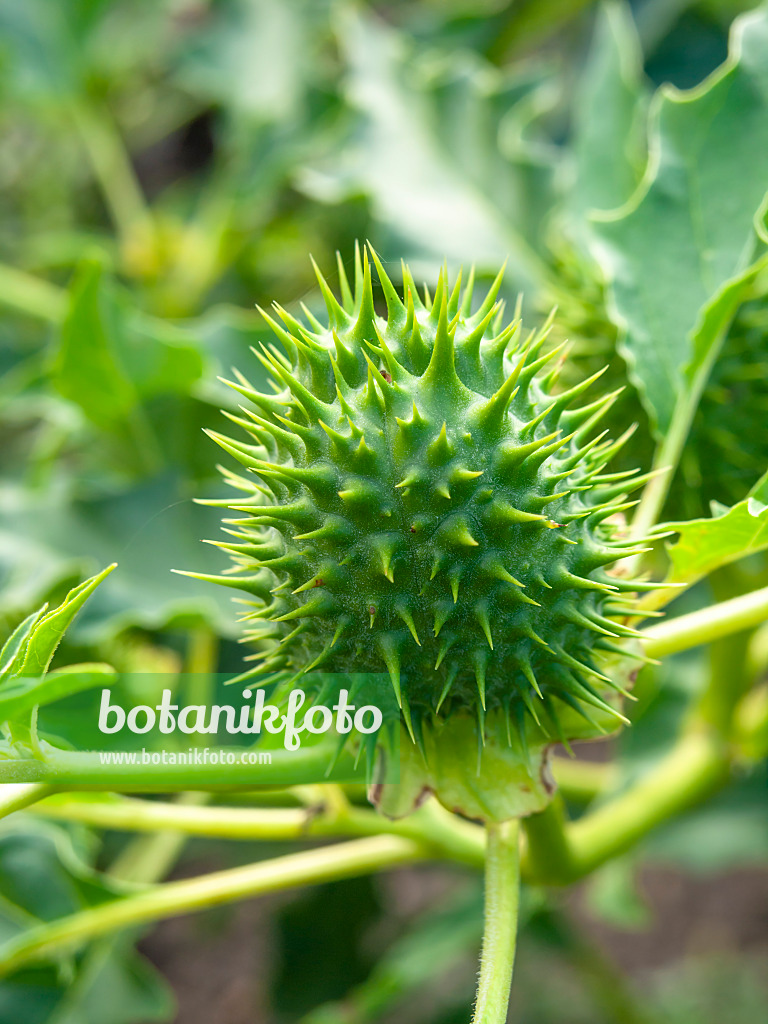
xmin=396 ymin=603 xmax=421 ymax=645
xmin=475 ymin=604 xmax=494 ymax=649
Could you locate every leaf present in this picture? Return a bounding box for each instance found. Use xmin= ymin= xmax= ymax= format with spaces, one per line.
xmin=13 ymin=566 xmax=116 ymax=680
xmin=300 ymin=6 xmax=554 ymax=290
xmin=0 ymin=476 xmax=238 ymax=640
xmin=649 ymin=494 xmax=768 ymax=606
xmin=52 ymin=260 xmax=138 ymax=431
xmin=567 ymin=0 xmax=647 ymax=228
xmin=590 ymin=6 xmax=768 ymax=437
xmin=0 ymin=820 xmax=174 ymax=1024
xmin=0 ymin=609 xmax=47 ymax=682
xmin=174 ymin=0 xmax=312 ymax=122
xmin=0 ymin=665 xmax=115 ymax=722
xmin=52 ymin=260 xmax=205 ymax=432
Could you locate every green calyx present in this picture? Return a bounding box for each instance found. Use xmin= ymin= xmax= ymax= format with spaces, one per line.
xmin=197 ymin=245 xmax=650 ymax=760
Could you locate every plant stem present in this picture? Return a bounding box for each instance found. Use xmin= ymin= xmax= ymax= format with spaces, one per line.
xmin=521 ymin=797 xmax=574 ymax=884
xmin=70 ymin=101 xmax=155 ymax=263
xmin=0 ymin=263 xmax=66 ymax=322
xmin=109 ymin=792 xmax=210 ymax=884
xmin=631 ymin=312 xmax=734 ymax=541
xmin=564 ymin=730 xmax=727 ymax=877
xmin=0 ymin=834 xmax=422 ymax=977
xmin=641 ymin=584 xmax=768 ymax=659
xmin=31 ymin=794 xmax=486 ymax=868
xmin=551 ymin=756 xmax=615 ymax=803
xmin=0 ymin=740 xmax=364 ymax=786
xmin=0 ymin=783 xmax=53 ymax=820
xmin=471 ymin=820 xmax=520 ymax=1024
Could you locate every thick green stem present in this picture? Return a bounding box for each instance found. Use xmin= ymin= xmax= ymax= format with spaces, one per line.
xmin=31 ymin=794 xmax=485 ymax=868
xmin=0 ymin=740 xmax=364 ymax=786
xmin=0 ymin=783 xmax=53 ymax=820
xmin=0 ymin=834 xmax=422 ymax=978
xmin=521 ymin=796 xmax=574 ymax=884
xmin=471 ymin=820 xmax=520 ymax=1024
xmin=565 ymin=730 xmax=727 ymax=877
xmin=642 ymin=584 xmax=768 ymax=659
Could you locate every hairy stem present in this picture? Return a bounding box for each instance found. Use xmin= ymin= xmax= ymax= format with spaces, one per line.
xmin=0 ymin=835 xmax=422 ymax=978
xmin=471 ymin=820 xmax=520 ymax=1024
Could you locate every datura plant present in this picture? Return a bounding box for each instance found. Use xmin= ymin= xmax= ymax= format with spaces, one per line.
xmin=200 ymin=246 xmax=653 ymax=822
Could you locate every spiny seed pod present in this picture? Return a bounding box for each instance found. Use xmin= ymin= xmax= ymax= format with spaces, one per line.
xmin=193 ymin=245 xmax=653 ymax=758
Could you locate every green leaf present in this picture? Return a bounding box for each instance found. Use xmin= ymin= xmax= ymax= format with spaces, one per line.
xmin=0 ymin=477 xmax=238 ymax=640
xmin=301 ymin=6 xmax=554 ymax=290
xmin=174 ymin=0 xmax=311 ymax=122
xmin=52 ymin=261 xmax=138 ymax=430
xmin=0 ymin=665 xmax=115 ymax=721
xmin=13 ymin=565 xmax=116 ymax=680
xmin=0 ymin=820 xmax=174 ymax=1024
xmin=52 ymin=260 xmax=205 ymax=432
xmin=567 ymin=0 xmax=646 ymax=226
xmin=0 ymin=609 xmax=47 ymax=682
xmin=652 ymin=494 xmax=768 ymax=600
xmin=591 ymin=6 xmax=768 ymax=437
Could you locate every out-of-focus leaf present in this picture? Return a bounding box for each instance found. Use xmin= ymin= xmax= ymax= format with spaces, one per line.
xmin=0 ymin=819 xmax=173 ymax=1024
xmin=52 ymin=261 xmax=204 ymax=432
xmin=174 ymin=0 xmax=315 ymax=122
xmin=44 ymin=935 xmax=175 ymax=1024
xmin=583 ymin=857 xmax=651 ymax=929
xmin=0 ymin=0 xmax=80 ymax=100
xmin=300 ymin=6 xmax=553 ymax=290
xmin=301 ymin=880 xmax=483 ymax=1024
xmin=0 ymin=665 xmax=114 ymax=721
xmin=185 ymin=304 xmax=273 ymax=410
xmin=641 ymin=761 xmax=768 ymax=871
xmin=590 ymin=7 xmax=768 ymax=437
xmin=0 ymin=477 xmax=238 ymax=640
xmin=53 ymin=261 xmax=137 ymax=430
xmin=567 ymin=1 xmax=646 ymax=227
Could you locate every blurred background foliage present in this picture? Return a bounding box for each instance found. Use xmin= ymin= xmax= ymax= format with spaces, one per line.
xmin=0 ymin=1 xmax=766 ymax=1021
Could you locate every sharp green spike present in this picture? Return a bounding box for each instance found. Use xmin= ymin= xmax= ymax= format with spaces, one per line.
xmin=460 ymin=265 xmax=475 ymax=317
xmin=440 ymin=518 xmax=479 ymax=548
xmin=435 ymin=666 xmax=459 ymax=713
xmin=475 ymin=604 xmax=494 ymax=649
xmin=336 ymin=250 xmax=355 ymax=312
xmin=427 ymin=422 xmax=454 ymax=465
xmin=396 ymin=603 xmax=421 ymax=645
xmin=434 ymin=632 xmax=455 ymax=666
xmin=377 ymin=634 xmax=402 ymax=707
xmin=474 ymin=648 xmax=489 ymax=708
xmin=310 ymin=255 xmax=350 ymax=329
xmin=352 ymin=250 xmax=377 ymax=340
xmin=368 ymin=244 xmax=406 ymax=325
xmin=433 ymin=603 xmax=453 ymax=638
xmin=467 ymin=261 xmax=506 ymax=328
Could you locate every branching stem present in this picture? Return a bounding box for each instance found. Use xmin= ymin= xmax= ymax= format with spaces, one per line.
xmin=642 ymin=584 xmax=768 ymax=659
xmin=0 ymin=835 xmax=421 ymax=978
